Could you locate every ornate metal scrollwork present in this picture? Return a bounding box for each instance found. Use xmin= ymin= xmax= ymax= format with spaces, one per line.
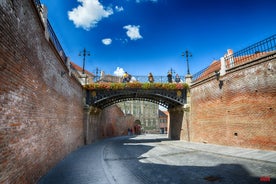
xmin=86 ymin=88 xmax=187 ymax=109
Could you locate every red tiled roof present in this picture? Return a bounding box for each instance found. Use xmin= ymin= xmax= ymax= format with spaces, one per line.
xmin=195 ymin=60 xmax=221 ymax=81
xmin=70 ymin=62 xmax=94 ymax=76
xmin=159 ymin=110 xmax=169 ymax=117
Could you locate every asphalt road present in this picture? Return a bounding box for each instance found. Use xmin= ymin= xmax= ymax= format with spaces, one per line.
xmin=38 ymin=134 xmax=276 ymax=184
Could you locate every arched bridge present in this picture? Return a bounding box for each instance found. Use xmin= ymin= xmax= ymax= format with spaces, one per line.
xmin=85 ymin=82 xmax=189 ymax=109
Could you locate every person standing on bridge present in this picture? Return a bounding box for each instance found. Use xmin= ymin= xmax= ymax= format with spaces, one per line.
xmin=123 ymin=72 xmax=131 ymax=83
xmin=175 ymin=74 xmax=180 ymax=83
xmin=148 ymin=72 xmax=154 ymax=83
xmin=167 ymin=72 xmax=172 ymax=83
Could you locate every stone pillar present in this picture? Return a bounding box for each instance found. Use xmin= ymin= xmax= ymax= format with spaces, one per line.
xmin=80 ymin=73 xmax=88 ymax=85
xmin=185 ymin=74 xmax=192 ymax=85
xmin=185 ymin=74 xmax=192 ymax=105
xmin=83 ymin=105 xmax=90 ymax=145
xmin=88 ymin=107 xmax=102 ymax=144
xmin=220 ymin=56 xmax=226 ymax=76
xmin=167 ymin=75 xmax=193 ymax=141
xmin=39 ymin=4 xmax=49 ymax=40
xmin=168 ymin=105 xmax=191 ymax=141
xmin=168 ymin=106 xmax=184 ymax=140
xmin=83 ymin=105 xmax=102 ymax=145
xmin=227 ymin=49 xmax=234 ymax=68
xmin=66 ymin=57 xmax=72 ymax=76
xmin=181 ymin=104 xmax=191 ymax=141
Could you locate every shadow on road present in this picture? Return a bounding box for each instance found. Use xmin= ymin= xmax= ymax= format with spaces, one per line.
xmin=38 ymin=135 xmax=275 ymax=184
xmin=105 ymin=136 xmax=275 ymax=184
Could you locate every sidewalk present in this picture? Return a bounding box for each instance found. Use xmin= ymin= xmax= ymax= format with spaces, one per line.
xmin=164 ymin=140 xmax=276 ymax=163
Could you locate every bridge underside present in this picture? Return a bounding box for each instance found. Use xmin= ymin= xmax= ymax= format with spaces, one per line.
xmin=86 ymin=89 xmax=187 ymax=109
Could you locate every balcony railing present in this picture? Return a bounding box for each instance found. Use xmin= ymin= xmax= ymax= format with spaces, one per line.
xmin=192 ymin=66 xmax=209 ymax=82
xmin=193 ymin=34 xmax=276 ymax=82
xmin=47 ymin=20 xmax=67 ymax=62
xmin=225 ymin=34 xmax=276 ymax=69
xmin=133 ymin=75 xmax=185 ymax=83
xmin=33 ymin=0 xmax=67 ymax=62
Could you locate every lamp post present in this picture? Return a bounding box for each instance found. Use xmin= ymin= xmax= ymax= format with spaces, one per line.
xmin=95 ymin=67 xmax=102 ymax=81
xmin=182 ymin=50 xmax=192 ymax=75
xmin=168 ymin=67 xmax=175 ymax=75
xmin=79 ymin=48 xmax=90 ymax=74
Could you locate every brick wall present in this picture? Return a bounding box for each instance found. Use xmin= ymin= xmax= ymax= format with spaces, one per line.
xmin=100 ymin=106 xmax=135 ymax=137
xmin=0 ymin=1 xmax=84 ymax=183
xmin=85 ymin=105 xmax=136 ymax=144
xmin=190 ymin=55 xmax=276 ymax=150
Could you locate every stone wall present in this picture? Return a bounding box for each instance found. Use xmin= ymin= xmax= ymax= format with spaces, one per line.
xmin=0 ymin=1 xmax=84 ymax=183
xmin=190 ymin=54 xmax=276 ymax=150
xmin=169 ymin=106 xmax=183 ymax=140
xmin=168 ymin=105 xmax=190 ymax=141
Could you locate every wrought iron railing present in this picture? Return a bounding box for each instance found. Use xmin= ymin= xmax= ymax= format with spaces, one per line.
xmin=192 ymin=61 xmax=221 ymax=82
xmin=192 ymin=66 xmax=210 ymax=82
xmin=47 ymin=20 xmax=67 ymax=62
xmin=193 ymin=34 xmax=276 ymax=82
xmin=95 ymin=75 xmax=186 ymax=83
xmin=225 ymin=34 xmax=276 ymax=69
xmin=132 ymin=75 xmax=186 ymax=83
xmin=33 ymin=0 xmax=67 ymax=62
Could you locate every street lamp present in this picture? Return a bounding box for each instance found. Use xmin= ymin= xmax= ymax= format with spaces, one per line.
xmin=79 ymin=48 xmax=90 ymax=74
xmin=182 ymin=50 xmax=192 ymax=75
xmin=168 ymin=67 xmax=175 ymax=75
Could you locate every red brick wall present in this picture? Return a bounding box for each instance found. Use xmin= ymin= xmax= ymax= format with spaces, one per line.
xmin=190 ymin=55 xmax=276 ymax=150
xmin=86 ymin=105 xmax=135 ymax=143
xmin=100 ymin=106 xmax=135 ymax=137
xmin=100 ymin=105 xmax=125 ymax=138
xmin=0 ymin=1 xmax=84 ymax=183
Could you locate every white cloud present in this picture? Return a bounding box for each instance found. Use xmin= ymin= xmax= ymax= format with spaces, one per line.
xmin=114 ymin=67 xmax=125 ymax=76
xmin=68 ymin=0 xmax=113 ymax=31
xmin=123 ymin=25 xmax=143 ymax=40
xmin=115 ymin=6 xmax=124 ymax=12
xmin=102 ymin=38 xmax=112 ymax=45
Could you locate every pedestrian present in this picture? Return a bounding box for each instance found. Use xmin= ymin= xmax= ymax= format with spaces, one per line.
xmin=175 ymin=74 xmax=180 ymax=83
xmin=123 ymin=72 xmax=129 ymax=83
xmin=148 ymin=72 xmax=154 ymax=83
xmin=127 ymin=73 xmax=132 ymax=82
xmin=167 ymin=72 xmax=172 ymax=83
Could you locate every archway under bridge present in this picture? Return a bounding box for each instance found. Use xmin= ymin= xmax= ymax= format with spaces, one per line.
xmin=83 ymin=87 xmax=191 ymax=143
xmin=85 ymin=88 xmax=187 ymax=109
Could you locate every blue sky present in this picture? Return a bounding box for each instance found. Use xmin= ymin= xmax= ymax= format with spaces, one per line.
xmin=40 ymin=0 xmax=276 ymax=77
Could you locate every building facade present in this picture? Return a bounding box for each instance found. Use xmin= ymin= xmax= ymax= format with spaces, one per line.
xmin=159 ymin=110 xmax=168 ymax=134
xmin=117 ymin=101 xmax=160 ymax=133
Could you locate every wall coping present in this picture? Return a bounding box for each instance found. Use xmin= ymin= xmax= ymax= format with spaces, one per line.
xmin=191 ymin=52 xmax=276 ymax=88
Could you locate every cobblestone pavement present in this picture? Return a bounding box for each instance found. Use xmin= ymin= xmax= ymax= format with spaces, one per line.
xmin=38 ymin=134 xmax=276 ymax=184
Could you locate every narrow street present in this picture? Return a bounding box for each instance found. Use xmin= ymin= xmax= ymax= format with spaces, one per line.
xmin=38 ymin=134 xmax=276 ymax=184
